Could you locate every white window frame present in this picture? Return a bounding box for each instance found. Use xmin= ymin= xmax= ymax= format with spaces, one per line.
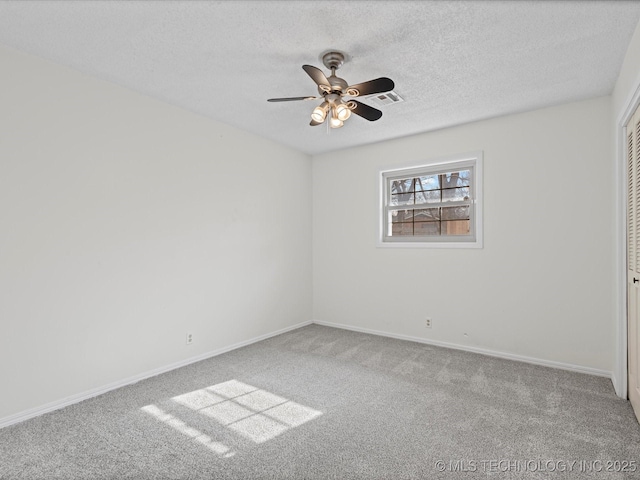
xmin=377 ymin=151 xmax=483 ymax=248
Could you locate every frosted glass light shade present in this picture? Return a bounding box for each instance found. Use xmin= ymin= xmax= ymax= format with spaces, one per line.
xmin=311 ymin=102 xmax=329 ymax=122
xmin=329 ymin=116 xmax=344 ymax=128
xmin=335 ymin=103 xmax=352 ymax=121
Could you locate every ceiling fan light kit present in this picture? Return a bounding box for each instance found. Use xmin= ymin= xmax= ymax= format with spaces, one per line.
xmin=267 ymin=51 xmax=395 ymax=129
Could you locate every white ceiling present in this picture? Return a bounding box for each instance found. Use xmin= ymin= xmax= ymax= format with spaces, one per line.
xmin=1 ymin=1 xmax=639 ymax=155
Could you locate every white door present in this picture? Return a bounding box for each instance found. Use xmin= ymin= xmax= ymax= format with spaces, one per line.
xmin=627 ymin=105 xmax=640 ymax=423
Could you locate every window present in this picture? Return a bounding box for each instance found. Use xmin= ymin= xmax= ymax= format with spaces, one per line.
xmin=379 ymin=152 xmax=482 ymax=248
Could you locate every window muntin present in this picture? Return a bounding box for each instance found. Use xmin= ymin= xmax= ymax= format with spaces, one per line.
xmin=380 ymin=154 xmax=481 ymax=247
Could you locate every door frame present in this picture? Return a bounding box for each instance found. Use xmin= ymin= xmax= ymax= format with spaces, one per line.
xmin=616 ymin=79 xmax=640 ymax=399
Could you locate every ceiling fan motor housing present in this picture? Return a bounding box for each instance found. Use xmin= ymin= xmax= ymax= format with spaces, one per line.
xmin=320 ymin=76 xmax=348 ymax=95
xmin=318 ymin=51 xmax=349 ymax=95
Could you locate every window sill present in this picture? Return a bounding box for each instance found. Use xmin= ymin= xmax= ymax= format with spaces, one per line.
xmin=376 ymin=239 xmax=483 ymax=249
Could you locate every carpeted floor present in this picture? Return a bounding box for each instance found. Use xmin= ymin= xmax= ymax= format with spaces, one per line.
xmin=1 ymin=324 xmax=639 ymax=479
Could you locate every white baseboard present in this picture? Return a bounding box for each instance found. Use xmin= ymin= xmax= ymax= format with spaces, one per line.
xmin=0 ymin=320 xmax=312 ymax=429
xmin=2 ymin=318 xmax=614 ymax=429
xmin=312 ymin=320 xmax=612 ymax=379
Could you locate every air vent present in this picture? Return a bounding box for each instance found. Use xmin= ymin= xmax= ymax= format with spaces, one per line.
xmin=364 ymin=90 xmax=404 ymax=108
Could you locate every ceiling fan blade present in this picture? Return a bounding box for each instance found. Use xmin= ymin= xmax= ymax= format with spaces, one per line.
xmin=267 ymin=96 xmax=318 ymax=102
xmin=302 ymin=65 xmax=331 ymax=89
xmin=347 ymin=77 xmax=395 ymax=97
xmin=350 ymin=100 xmax=383 ymax=121
xmin=310 ymin=119 xmax=323 ymax=126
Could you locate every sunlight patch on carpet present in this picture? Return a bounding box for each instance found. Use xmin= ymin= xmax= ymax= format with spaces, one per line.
xmin=141 ymin=404 xmax=236 ymax=457
xmin=142 ymin=379 xmax=322 ymax=448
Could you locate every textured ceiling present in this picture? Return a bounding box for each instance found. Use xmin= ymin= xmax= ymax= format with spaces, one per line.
xmin=1 ymin=1 xmax=639 ymax=155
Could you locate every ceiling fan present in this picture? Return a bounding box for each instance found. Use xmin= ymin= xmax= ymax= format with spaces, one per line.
xmin=267 ymin=51 xmax=395 ymax=129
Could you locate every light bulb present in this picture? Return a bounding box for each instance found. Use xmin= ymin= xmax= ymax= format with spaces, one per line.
xmin=311 ymin=102 xmax=329 ymax=123
xmin=329 ymin=116 xmax=344 ymax=129
xmin=335 ymin=103 xmax=352 ymax=121
xmin=311 ymin=107 xmax=326 ymax=123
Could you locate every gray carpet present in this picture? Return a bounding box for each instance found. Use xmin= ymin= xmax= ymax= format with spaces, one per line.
xmin=1 ymin=324 xmax=639 ymax=479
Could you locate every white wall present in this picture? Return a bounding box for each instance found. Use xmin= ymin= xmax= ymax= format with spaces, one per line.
xmin=313 ymin=96 xmax=613 ymax=373
xmin=613 ymin=20 xmax=640 ymax=116
xmin=611 ymin=19 xmax=640 ymax=395
xmin=0 ymin=45 xmax=312 ymax=422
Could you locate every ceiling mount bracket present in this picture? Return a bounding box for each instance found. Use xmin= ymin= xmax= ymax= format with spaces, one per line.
xmin=322 ymin=51 xmax=345 ymax=71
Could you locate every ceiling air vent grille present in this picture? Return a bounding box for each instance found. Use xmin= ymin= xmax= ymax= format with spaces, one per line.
xmin=364 ymin=90 xmax=404 ymax=108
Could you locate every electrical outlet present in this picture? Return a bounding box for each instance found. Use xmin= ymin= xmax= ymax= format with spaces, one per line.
xmin=186 ymin=332 xmax=193 ymax=345
xmin=425 ymin=318 xmax=432 ymax=328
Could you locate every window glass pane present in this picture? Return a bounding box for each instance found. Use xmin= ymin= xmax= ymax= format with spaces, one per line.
xmin=442 ymin=187 xmax=470 ymax=202
xmin=414 ymin=189 xmax=441 ymax=204
xmin=456 ymin=170 xmax=471 ymax=186
xmin=442 ymin=220 xmax=470 ymax=235
xmin=441 ymin=205 xmax=470 ymax=220
xmin=414 ymin=221 xmax=440 ymax=236
xmin=415 ymin=175 xmax=439 ymax=191
xmin=391 ymin=178 xmax=414 ymax=194
xmin=391 ymin=222 xmax=414 ymax=236
xmin=441 ymin=170 xmax=470 ymax=188
xmin=390 ymin=192 xmax=414 ymax=206
xmin=390 ymin=210 xmax=414 ymax=223
xmin=413 ymin=208 xmax=439 ymax=222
